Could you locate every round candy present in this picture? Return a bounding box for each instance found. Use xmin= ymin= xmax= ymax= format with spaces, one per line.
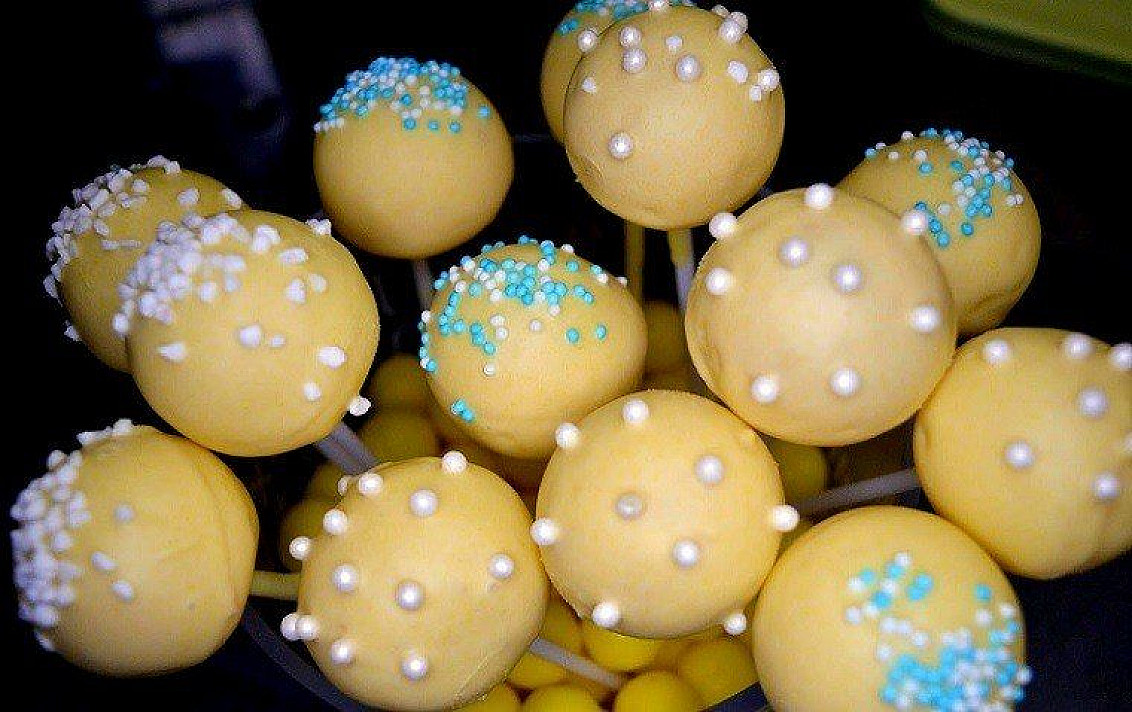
xmin=314 ymin=57 xmax=513 ymax=259
xmin=289 ymin=456 xmax=547 ymax=711
xmin=752 ymin=506 xmax=1030 ymax=712
xmin=674 ymin=637 xmax=758 ymax=707
xmin=116 ymin=210 xmax=379 ymax=456
xmin=46 ymin=156 xmax=243 ymax=371
xmin=764 ymin=436 xmax=829 ymax=502
xmin=580 ymin=620 xmax=663 ymax=672
xmin=643 ymin=300 xmax=690 ymax=375
xmin=612 ymin=671 xmax=702 ymax=712
xmin=540 ymin=1 xmax=695 ymax=143
xmin=828 ymin=421 xmax=913 ymax=488
xmin=279 ymin=499 xmax=336 ymax=571
xmin=421 ymin=238 xmax=646 ymax=459
xmin=508 ymin=596 xmax=585 ymax=690
xmin=563 ymin=3 xmax=784 ymax=229
xmin=365 ymin=353 xmax=433 ymax=413
xmin=457 ymin=684 xmax=520 ymax=712
xmin=914 ymin=328 xmax=1131 ymax=579
xmin=535 ymin=390 xmax=790 ymax=638
xmin=839 ymin=129 xmax=1040 ymax=335
xmin=521 ymin=684 xmax=604 ymax=712
xmin=685 ymin=186 xmax=957 ymax=446
xmin=649 ymin=628 xmax=721 ymax=670
xmin=10 ymin=421 xmax=258 ymax=675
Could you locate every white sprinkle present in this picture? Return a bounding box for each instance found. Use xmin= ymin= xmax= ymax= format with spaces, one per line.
xmin=778 ymin=237 xmax=810 ymax=267
xmin=329 ymin=639 xmax=355 ymax=666
xmin=592 ymin=601 xmax=621 ymax=629
xmin=289 ymin=536 xmax=311 ymax=562
xmin=441 ymin=451 xmax=468 ymax=474
xmin=609 ymin=132 xmax=634 ymax=159
xmin=708 ymin=212 xmax=738 ymax=239
xmin=831 ymin=264 xmax=864 ymax=293
xmin=197 ymin=281 xmax=219 ymax=303
xmin=91 ymin=551 xmax=116 ymax=572
xmin=982 ymin=338 xmax=1011 ymax=365
xmin=723 ymin=612 xmax=747 ymax=636
xmin=622 ymin=398 xmax=650 ymax=424
xmin=285 ymin=279 xmax=307 ymax=304
xmin=317 ymin=346 xmax=346 ymax=368
xmin=649 ymin=0 xmax=669 ymax=11
xmin=830 ymin=367 xmax=861 ymax=397
xmin=757 ymin=68 xmax=780 ymax=91
xmin=751 ymin=374 xmax=780 ymax=404
xmin=1109 ymin=343 xmax=1132 ymax=371
xmin=975 ymin=609 xmax=993 ymax=627
xmin=114 ymin=504 xmax=135 ymax=523
xmin=615 ymin=493 xmax=645 ymax=520
xmin=158 ymin=342 xmax=187 ymax=362
xmin=695 ymin=455 xmax=724 ymax=485
xmin=555 ymin=423 xmax=581 ymax=449
xmin=1094 ymin=472 xmax=1121 ymax=501
xmin=1078 ymin=388 xmax=1109 ymax=418
xmin=727 ymin=60 xmax=749 ymax=84
xmin=269 ymin=334 xmax=286 ymax=348
xmin=111 ymin=580 xmax=135 ymax=602
xmin=619 ymin=25 xmax=642 ymax=47
xmin=238 ymin=324 xmax=263 ymax=348
xmin=672 ymin=539 xmax=701 ymax=568
xmin=323 ymin=508 xmax=348 ymax=535
xmin=578 ymin=28 xmax=598 ymax=53
xmin=409 ymin=489 xmax=438 ymax=517
xmin=482 ymin=363 xmax=497 ymax=377
xmin=401 ymin=653 xmax=429 ymax=681
xmin=332 ymin=564 xmax=358 ymax=593
xmin=489 ymin=554 xmax=515 ymax=580
xmin=675 ymin=54 xmax=701 ymax=82
xmin=770 ymin=504 xmax=800 ymax=532
xmin=718 ymin=18 xmax=743 ymax=44
xmin=665 ymin=35 xmax=683 ymax=52
xmin=910 ymin=305 xmax=941 ymax=334
xmin=357 ymin=473 xmax=383 ymax=497
xmin=308 ymin=273 xmax=328 ymax=293
xmin=804 ymin=183 xmax=834 ymax=210
xmin=348 ymin=396 xmax=371 ymax=416
xmin=280 ymin=613 xmax=301 ymax=640
xmin=581 ymin=76 xmax=597 ymax=93
xmin=748 ymin=85 xmax=764 ymax=102
xmin=303 ymin=382 xmax=322 ymax=401
xmin=177 ymin=188 xmax=199 ymax=207
xmin=337 ymin=476 xmax=353 ymax=496
xmin=531 ymin=518 xmax=560 ymax=546
xmin=279 ymin=248 xmax=308 ymax=265
xmin=1004 ymin=441 xmax=1034 ymax=470
xmin=1062 ymin=333 xmax=1093 ymax=360
xmin=845 ymin=607 xmax=863 ymax=624
xmin=296 ymin=615 xmax=319 ymax=641
xmin=222 ymin=188 xmax=243 ymax=208
xmin=622 ymin=47 xmax=647 ymax=73
xmin=901 ymin=210 xmax=929 ymax=235
xmin=705 ymin=267 xmax=734 ymax=296
xmin=912 ymin=149 xmax=928 ymax=163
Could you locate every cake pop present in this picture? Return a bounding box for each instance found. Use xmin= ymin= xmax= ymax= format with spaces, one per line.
xmin=839 ymin=129 xmax=1040 ymax=335
xmin=535 ymin=390 xmax=792 ymax=638
xmin=285 ymin=455 xmax=547 ymax=711
xmin=457 ymin=684 xmax=521 ymax=712
xmin=10 ymin=421 xmax=258 ymax=675
xmin=612 ymin=671 xmax=702 ymax=712
xmin=764 ymin=436 xmax=829 ymax=502
xmin=685 ymin=186 xmax=957 ymax=446
xmin=914 ymin=328 xmax=1131 ymax=579
xmin=46 ymin=156 xmax=243 ymax=371
xmin=674 ymin=637 xmax=758 ymax=707
xmin=365 ymin=353 xmax=433 ymax=413
xmin=420 ymin=238 xmax=647 ymax=459
xmin=314 ymin=57 xmax=512 ymax=260
xmin=521 ymin=684 xmax=604 ymax=712
xmin=562 ymin=3 xmax=784 ymax=229
xmin=752 ymin=506 xmax=1030 ymax=711
xmin=115 ymin=210 xmax=379 ymax=457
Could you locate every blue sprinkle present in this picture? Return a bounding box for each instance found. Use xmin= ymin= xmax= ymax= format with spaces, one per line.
xmin=477 ymin=105 xmax=491 ymax=119
xmin=450 ymin=121 xmax=462 ymax=133
xmin=960 ymin=222 xmax=974 ymax=236
xmin=403 ymin=118 xmax=417 ymax=130
xmin=566 ymin=328 xmax=580 ymax=344
xmin=974 ymin=583 xmax=992 ymax=603
xmin=595 ymin=324 xmax=608 ymax=340
xmin=918 ymin=162 xmax=933 ymax=174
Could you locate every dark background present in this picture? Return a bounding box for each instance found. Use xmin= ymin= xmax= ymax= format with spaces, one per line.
xmin=9 ymin=0 xmax=1130 ymax=709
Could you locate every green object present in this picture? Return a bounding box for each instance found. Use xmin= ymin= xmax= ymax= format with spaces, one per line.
xmin=924 ymin=0 xmax=1132 ymax=83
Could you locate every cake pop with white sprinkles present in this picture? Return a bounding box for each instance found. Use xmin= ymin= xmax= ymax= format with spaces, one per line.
xmin=752 ymin=506 xmax=1030 ymax=712
xmin=286 ymin=455 xmax=547 ymax=711
xmin=562 ymin=3 xmax=784 ymax=229
xmin=420 ymin=237 xmax=647 ymax=459
xmin=10 ymin=422 xmax=258 ymax=675
xmin=914 ymin=328 xmax=1131 ymax=579
xmin=46 ymin=156 xmax=243 ymax=371
xmin=685 ymin=186 xmax=957 ymax=446
xmin=535 ymin=390 xmax=792 ymax=639
xmin=314 ymin=57 xmax=513 ymax=259
xmin=115 ymin=210 xmax=379 ymax=456
xmin=839 ymin=129 xmax=1041 ymax=335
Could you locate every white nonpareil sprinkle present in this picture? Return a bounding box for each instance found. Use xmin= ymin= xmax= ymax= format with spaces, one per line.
xmin=157 ymin=342 xmax=187 ymax=362
xmin=348 ymin=396 xmax=371 ymax=416
xmin=238 ymin=324 xmax=263 ymax=348
xmin=727 ymin=60 xmax=749 ymax=83
xmin=303 ymin=382 xmax=322 ymax=401
xmin=317 ymin=346 xmax=346 ymax=368
xmin=177 ymin=188 xmax=200 ymax=207
xmin=285 ymin=279 xmax=307 ymax=304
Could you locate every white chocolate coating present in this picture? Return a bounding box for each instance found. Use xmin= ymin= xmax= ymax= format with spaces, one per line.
xmin=421 ymin=240 xmax=646 ymax=459
xmin=839 ymin=130 xmax=1040 ymax=335
xmin=10 ymin=423 xmax=258 ymax=675
xmin=752 ymin=507 xmax=1029 ymax=712
xmin=47 ymin=157 xmax=242 ymax=371
xmin=915 ymin=328 xmax=1131 ymax=579
xmin=118 ymin=210 xmax=379 ymax=456
xmin=685 ymin=187 xmax=957 ymax=446
xmin=294 ymin=457 xmax=547 ymax=711
xmin=536 ymin=390 xmax=786 ymax=638
xmin=563 ymin=5 xmax=784 ymax=229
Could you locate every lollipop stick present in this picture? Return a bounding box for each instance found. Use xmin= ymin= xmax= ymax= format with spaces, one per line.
xmin=250 ymin=571 xmax=300 ymax=601
xmin=314 ymin=429 xmax=365 ymax=475
xmin=325 ymin=423 xmax=379 ymax=475
xmin=666 ymin=228 xmax=695 ymax=311
xmin=791 ymin=468 xmax=921 ymax=518
xmin=528 ymin=636 xmax=626 ymax=691
xmin=412 ymin=259 xmax=434 ymax=312
xmin=623 ymin=221 xmax=645 ymax=301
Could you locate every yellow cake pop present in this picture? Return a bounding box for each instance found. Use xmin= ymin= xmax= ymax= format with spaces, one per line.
xmin=11 ymin=421 xmax=258 ymax=675
xmin=763 ymin=436 xmax=829 ymax=502
xmin=313 ymin=57 xmax=512 ymax=259
xmin=674 ymin=637 xmax=758 ymax=707
xmin=685 ymin=186 xmax=957 ymax=446
xmin=46 ymin=156 xmax=243 ymax=371
xmin=278 ymin=499 xmax=335 ymax=572
xmin=421 ymin=239 xmax=646 ymax=459
xmin=286 ymin=456 xmax=547 ymax=711
xmin=563 ymin=3 xmax=784 ymax=229
xmin=456 ymin=684 xmax=521 ymax=712
xmin=839 ymin=129 xmax=1040 ymax=334
xmin=752 ymin=506 xmax=1030 ymax=711
xmin=365 ymin=353 xmax=433 ymax=413
xmin=612 ymin=671 xmax=702 ymax=712
xmin=915 ymin=328 xmax=1131 ymax=579
xmin=116 ymin=210 xmax=379 ymax=456
xmin=521 ymin=684 xmax=604 ymax=712
xmin=535 ymin=390 xmax=792 ymax=639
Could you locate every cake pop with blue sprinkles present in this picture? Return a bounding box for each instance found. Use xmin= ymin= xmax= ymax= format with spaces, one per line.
xmin=752 ymin=506 xmax=1030 ymax=712
xmin=314 ymin=57 xmax=513 ymax=259
xmin=839 ymin=129 xmax=1040 ymax=335
xmin=419 ymin=237 xmax=647 ymax=459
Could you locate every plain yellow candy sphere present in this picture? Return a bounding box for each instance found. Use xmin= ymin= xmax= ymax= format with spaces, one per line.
xmin=11 ymin=422 xmax=258 ymax=676
xmin=838 ymin=129 xmax=1041 ymax=335
xmin=674 ymin=637 xmax=758 ymax=707
xmin=649 ymin=628 xmax=722 ymax=670
xmin=278 ymin=499 xmax=336 ymax=572
xmin=612 ymin=671 xmax=703 ymax=712
xmin=509 ymin=597 xmax=585 ymax=690
xmin=763 ymin=436 xmax=829 ymax=502
xmin=456 ymin=684 xmax=521 ymax=712
xmin=580 ymin=620 xmax=663 ymax=672
xmin=365 ymin=353 xmax=433 ymax=413
xmin=422 ymin=240 xmax=646 ymax=459
xmin=313 ymin=57 xmax=513 ymax=259
xmin=521 ymin=684 xmax=605 ymax=712
xmin=643 ymin=300 xmax=690 ymax=374
xmin=47 ymin=156 xmax=243 ymax=371
xmin=563 ymin=4 xmax=784 ymax=229
xmin=119 ymin=210 xmax=379 ymax=457
xmin=915 ymin=328 xmax=1131 ymax=579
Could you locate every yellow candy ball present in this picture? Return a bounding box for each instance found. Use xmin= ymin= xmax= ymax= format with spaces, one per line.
xmin=763 ymin=436 xmax=829 ymax=503
xmin=278 ymin=499 xmax=335 ymax=571
xmin=648 ymin=628 xmax=721 ymax=671
xmin=365 ymin=353 xmax=432 ymax=413
xmin=509 ymin=597 xmax=584 ymax=689
xmin=521 ymin=685 xmax=604 ymax=712
xmin=612 ymin=671 xmax=702 ymax=712
xmin=643 ymin=301 xmax=690 ymax=375
xmin=675 ymin=638 xmax=758 ymax=707
xmin=581 ymin=620 xmax=663 ymax=672
xmin=457 ymin=684 xmax=520 ymax=712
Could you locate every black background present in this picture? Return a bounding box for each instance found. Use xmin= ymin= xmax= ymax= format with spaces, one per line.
xmin=8 ymin=0 xmax=1130 ymax=709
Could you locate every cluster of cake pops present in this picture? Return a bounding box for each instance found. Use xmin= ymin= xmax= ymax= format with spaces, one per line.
xmin=14 ymin=2 xmax=1129 ymax=711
